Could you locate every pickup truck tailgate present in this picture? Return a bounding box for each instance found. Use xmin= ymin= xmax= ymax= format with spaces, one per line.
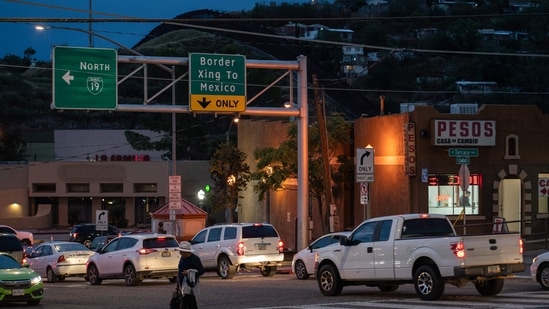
xmin=462 ymin=234 xmax=523 ymax=266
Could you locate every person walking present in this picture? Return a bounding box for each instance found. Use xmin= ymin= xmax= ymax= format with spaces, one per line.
xmin=175 ymin=241 xmax=204 ymax=309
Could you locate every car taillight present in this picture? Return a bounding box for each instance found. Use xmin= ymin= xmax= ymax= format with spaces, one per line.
xmin=451 ymin=241 xmax=465 ymax=258
xmin=277 ymin=240 xmax=284 ymax=253
xmin=57 ymin=255 xmax=66 ymax=263
xmin=236 ymin=242 xmax=245 ymax=256
xmin=519 ymin=238 xmax=524 ymax=255
xmin=138 ymin=248 xmax=158 ymax=255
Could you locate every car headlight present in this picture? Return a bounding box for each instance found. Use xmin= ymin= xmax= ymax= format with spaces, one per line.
xmin=30 ymin=275 xmax=42 ymax=285
xmin=533 ymin=257 xmax=539 ymax=264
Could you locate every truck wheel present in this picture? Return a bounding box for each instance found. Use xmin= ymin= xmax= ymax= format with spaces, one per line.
xmin=260 ymin=266 xmax=277 ymax=277
xmin=474 ymin=278 xmax=504 ymax=296
xmin=378 ymin=285 xmax=399 ymax=292
xmin=537 ymin=264 xmax=549 ymax=290
xmin=317 ymin=264 xmax=343 ymax=296
xmin=218 ymin=256 xmax=236 ymax=279
xmin=414 ymin=265 xmax=444 ymax=300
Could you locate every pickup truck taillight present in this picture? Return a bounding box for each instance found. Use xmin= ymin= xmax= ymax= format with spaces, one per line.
xmin=519 ymin=238 xmax=524 ymax=254
xmin=451 ymin=241 xmax=465 ymax=258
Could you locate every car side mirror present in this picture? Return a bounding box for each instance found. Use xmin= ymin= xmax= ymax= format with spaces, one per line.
xmin=339 ymin=236 xmax=349 ymax=246
xmin=308 ymin=245 xmax=313 ymax=252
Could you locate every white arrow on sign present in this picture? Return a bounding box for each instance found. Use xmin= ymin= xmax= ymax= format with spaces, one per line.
xmin=62 ymin=71 xmax=74 ymax=85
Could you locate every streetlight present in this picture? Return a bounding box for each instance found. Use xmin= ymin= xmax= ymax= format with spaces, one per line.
xmin=34 ymin=25 xmax=147 ymax=59
xmin=197 ymin=189 xmax=205 ymax=209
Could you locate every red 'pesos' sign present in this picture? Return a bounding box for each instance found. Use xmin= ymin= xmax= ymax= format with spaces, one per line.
xmin=432 ymin=120 xmax=496 ymax=146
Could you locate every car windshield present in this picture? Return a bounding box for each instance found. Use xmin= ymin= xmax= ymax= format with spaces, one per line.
xmin=143 ymin=237 xmax=179 ymax=249
xmin=55 ymin=243 xmax=90 ymax=252
xmin=0 ymin=254 xmax=22 ymax=269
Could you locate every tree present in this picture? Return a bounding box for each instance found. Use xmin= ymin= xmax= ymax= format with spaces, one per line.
xmin=252 ymin=114 xmax=351 ymax=234
xmin=207 ymin=142 xmax=251 ymax=223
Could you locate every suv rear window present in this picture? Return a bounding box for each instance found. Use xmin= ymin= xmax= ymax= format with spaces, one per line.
xmin=143 ymin=237 xmax=179 ymax=249
xmin=0 ymin=236 xmax=23 ymax=251
xmin=242 ymin=225 xmax=279 ymax=238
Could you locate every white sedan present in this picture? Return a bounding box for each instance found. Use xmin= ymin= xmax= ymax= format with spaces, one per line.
xmin=26 ymin=241 xmax=95 ymax=282
xmin=291 ymin=231 xmax=351 ymax=280
xmin=531 ymin=251 xmax=549 ymax=290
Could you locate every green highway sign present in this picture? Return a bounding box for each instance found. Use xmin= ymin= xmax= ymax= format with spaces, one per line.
xmin=53 ymin=46 xmax=118 ymax=110
xmin=189 ymin=53 xmax=246 ymax=113
xmin=449 ymin=148 xmax=479 ymax=157
xmin=456 ymin=156 xmax=470 ymax=165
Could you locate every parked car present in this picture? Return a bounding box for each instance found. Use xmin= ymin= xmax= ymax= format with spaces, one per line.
xmin=0 ymin=253 xmax=44 ymax=305
xmin=26 ymin=241 xmax=95 ymax=283
xmin=86 ymin=233 xmax=180 ymax=286
xmin=531 ymin=251 xmax=549 ymax=290
xmin=190 ymin=223 xmax=284 ymax=279
xmin=69 ymin=224 xmax=123 ymax=248
xmin=291 ymin=231 xmax=351 ymax=280
xmin=89 ymin=235 xmax=117 ymax=251
xmin=0 ymin=224 xmax=33 ymax=246
xmin=0 ymin=233 xmax=25 ymax=264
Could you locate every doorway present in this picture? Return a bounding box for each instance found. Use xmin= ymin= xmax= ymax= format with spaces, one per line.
xmin=498 ymin=178 xmax=521 ymax=233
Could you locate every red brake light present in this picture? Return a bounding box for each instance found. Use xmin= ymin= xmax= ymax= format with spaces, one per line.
xmin=138 ymin=248 xmax=157 ymax=255
xmin=57 ymin=255 xmax=66 ymax=263
xmin=236 ymin=242 xmax=245 ymax=256
xmin=277 ymin=240 xmax=284 ymax=253
xmin=451 ymin=241 xmax=465 ymax=258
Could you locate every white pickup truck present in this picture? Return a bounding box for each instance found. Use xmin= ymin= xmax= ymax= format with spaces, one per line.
xmin=315 ymin=213 xmax=524 ymax=300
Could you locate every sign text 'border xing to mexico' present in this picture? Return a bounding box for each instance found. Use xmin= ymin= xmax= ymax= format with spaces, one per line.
xmin=53 ymin=46 xmax=118 ymax=110
xmin=189 ymin=53 xmax=246 ymax=113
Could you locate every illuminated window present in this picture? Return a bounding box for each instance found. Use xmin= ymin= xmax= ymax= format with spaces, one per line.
xmin=428 ymin=173 xmax=480 ymax=216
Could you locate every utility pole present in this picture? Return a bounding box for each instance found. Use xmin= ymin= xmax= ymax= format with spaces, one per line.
xmin=313 ymin=74 xmax=332 ymax=234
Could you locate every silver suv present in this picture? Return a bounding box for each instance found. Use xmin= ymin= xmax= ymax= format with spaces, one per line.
xmin=190 ymin=223 xmax=284 ymax=279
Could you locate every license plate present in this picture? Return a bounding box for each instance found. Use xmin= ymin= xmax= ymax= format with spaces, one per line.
xmin=487 ymin=265 xmax=500 ymax=274
xmin=161 ymin=251 xmax=171 ymax=257
xmin=12 ymin=289 xmax=24 ymax=296
xmin=257 ymin=243 xmax=266 ymax=250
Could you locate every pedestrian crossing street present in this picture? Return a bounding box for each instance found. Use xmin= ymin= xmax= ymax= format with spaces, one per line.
xmin=250 ymin=290 xmax=549 ymax=309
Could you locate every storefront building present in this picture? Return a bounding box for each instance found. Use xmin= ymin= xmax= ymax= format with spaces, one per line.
xmin=0 ymin=130 xmax=211 ymax=230
xmin=355 ymin=104 xmax=549 ymax=236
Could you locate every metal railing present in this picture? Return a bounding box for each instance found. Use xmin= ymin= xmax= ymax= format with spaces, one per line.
xmin=454 ymin=217 xmax=549 ymax=250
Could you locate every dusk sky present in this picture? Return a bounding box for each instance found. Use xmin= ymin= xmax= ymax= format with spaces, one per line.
xmin=1 ymin=0 xmax=311 ymax=61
